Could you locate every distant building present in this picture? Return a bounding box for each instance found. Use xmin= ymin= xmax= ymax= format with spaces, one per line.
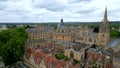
xmin=26 ymin=26 xmax=53 ymax=48
xmin=53 ymin=8 xmax=110 ymax=46
xmin=75 ymin=7 xmax=110 ymax=46
xmin=27 ymin=8 xmax=110 ymax=48
xmin=0 ymin=25 xmax=7 ymax=31
xmin=53 ymin=19 xmax=73 ymax=42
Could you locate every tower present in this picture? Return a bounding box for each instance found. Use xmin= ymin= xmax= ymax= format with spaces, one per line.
xmin=61 ymin=19 xmax=63 ymax=24
xmin=57 ymin=19 xmax=66 ymax=29
xmin=98 ymin=7 xmax=110 ymax=46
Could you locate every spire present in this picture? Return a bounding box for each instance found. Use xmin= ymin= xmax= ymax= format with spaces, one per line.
xmin=99 ymin=7 xmax=109 ymax=33
xmin=103 ymin=7 xmax=108 ymax=24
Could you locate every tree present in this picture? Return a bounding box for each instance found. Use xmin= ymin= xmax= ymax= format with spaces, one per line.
xmin=63 ymin=56 xmax=68 ymax=61
xmin=55 ymin=52 xmax=64 ymax=59
xmin=91 ymin=44 xmax=97 ymax=48
xmin=110 ymin=30 xmax=120 ymax=37
xmin=73 ymin=59 xmax=80 ymax=65
xmin=55 ymin=52 xmax=68 ymax=61
xmin=0 ymin=27 xmax=28 ymax=65
xmin=23 ymin=25 xmax=34 ymax=29
xmin=93 ymin=27 xmax=99 ymax=33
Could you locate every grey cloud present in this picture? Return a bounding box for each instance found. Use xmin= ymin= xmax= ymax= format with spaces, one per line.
xmin=0 ymin=0 xmax=8 ymax=2
xmin=76 ymin=8 xmax=97 ymax=14
xmin=0 ymin=5 xmax=6 ymax=10
xmin=0 ymin=0 xmax=120 ymax=22
xmin=0 ymin=2 xmax=7 ymax=10
xmin=33 ymin=0 xmax=67 ymax=11
xmin=5 ymin=9 xmax=29 ymax=15
xmin=45 ymin=5 xmax=66 ymax=11
xmin=68 ymin=0 xmax=93 ymax=3
xmin=108 ymin=9 xmax=120 ymax=18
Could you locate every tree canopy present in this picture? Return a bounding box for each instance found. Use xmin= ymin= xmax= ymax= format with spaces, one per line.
xmin=0 ymin=27 xmax=28 ymax=65
xmin=91 ymin=44 xmax=97 ymax=48
xmin=110 ymin=30 xmax=120 ymax=37
xmin=55 ymin=52 xmax=68 ymax=61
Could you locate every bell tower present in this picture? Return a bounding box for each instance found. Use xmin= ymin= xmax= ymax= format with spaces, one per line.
xmin=98 ymin=7 xmax=110 ymax=46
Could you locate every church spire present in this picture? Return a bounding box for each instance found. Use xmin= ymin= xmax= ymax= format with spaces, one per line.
xmin=98 ymin=7 xmax=110 ymax=46
xmin=103 ymin=7 xmax=108 ymax=24
xmin=99 ymin=7 xmax=109 ymax=33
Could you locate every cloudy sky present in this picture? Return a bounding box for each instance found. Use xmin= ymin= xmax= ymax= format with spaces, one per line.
xmin=0 ymin=0 xmax=120 ymax=23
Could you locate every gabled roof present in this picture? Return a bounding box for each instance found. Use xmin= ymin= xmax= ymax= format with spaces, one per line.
xmin=25 ymin=49 xmax=69 ymax=68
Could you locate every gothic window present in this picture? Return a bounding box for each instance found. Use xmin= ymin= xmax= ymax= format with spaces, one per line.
xmin=62 ymin=30 xmax=64 ymax=32
xmin=63 ymin=36 xmax=64 ymax=38
xmin=102 ymin=34 xmax=104 ymax=37
xmin=70 ymin=50 xmax=74 ymax=58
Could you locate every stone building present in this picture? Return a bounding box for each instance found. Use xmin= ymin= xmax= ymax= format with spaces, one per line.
xmin=75 ymin=7 xmax=110 ymax=46
xmin=75 ymin=25 xmax=98 ymax=45
xmin=65 ymin=48 xmax=84 ymax=61
xmin=26 ymin=7 xmax=109 ymax=59
xmin=24 ymin=48 xmax=81 ymax=68
xmin=52 ymin=8 xmax=109 ymax=46
xmin=53 ymin=19 xmax=74 ymax=42
xmin=63 ymin=42 xmax=90 ymax=61
xmin=98 ymin=7 xmax=110 ymax=46
xmin=26 ymin=25 xmax=53 ymax=48
xmin=27 ymin=7 xmax=110 ymax=49
xmin=85 ymin=47 xmax=113 ymax=68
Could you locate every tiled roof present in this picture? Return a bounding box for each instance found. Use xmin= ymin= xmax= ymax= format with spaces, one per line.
xmin=25 ymin=48 xmax=32 ymax=60
xmin=87 ymin=51 xmax=113 ymax=66
xmin=25 ymin=49 xmax=70 ymax=68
